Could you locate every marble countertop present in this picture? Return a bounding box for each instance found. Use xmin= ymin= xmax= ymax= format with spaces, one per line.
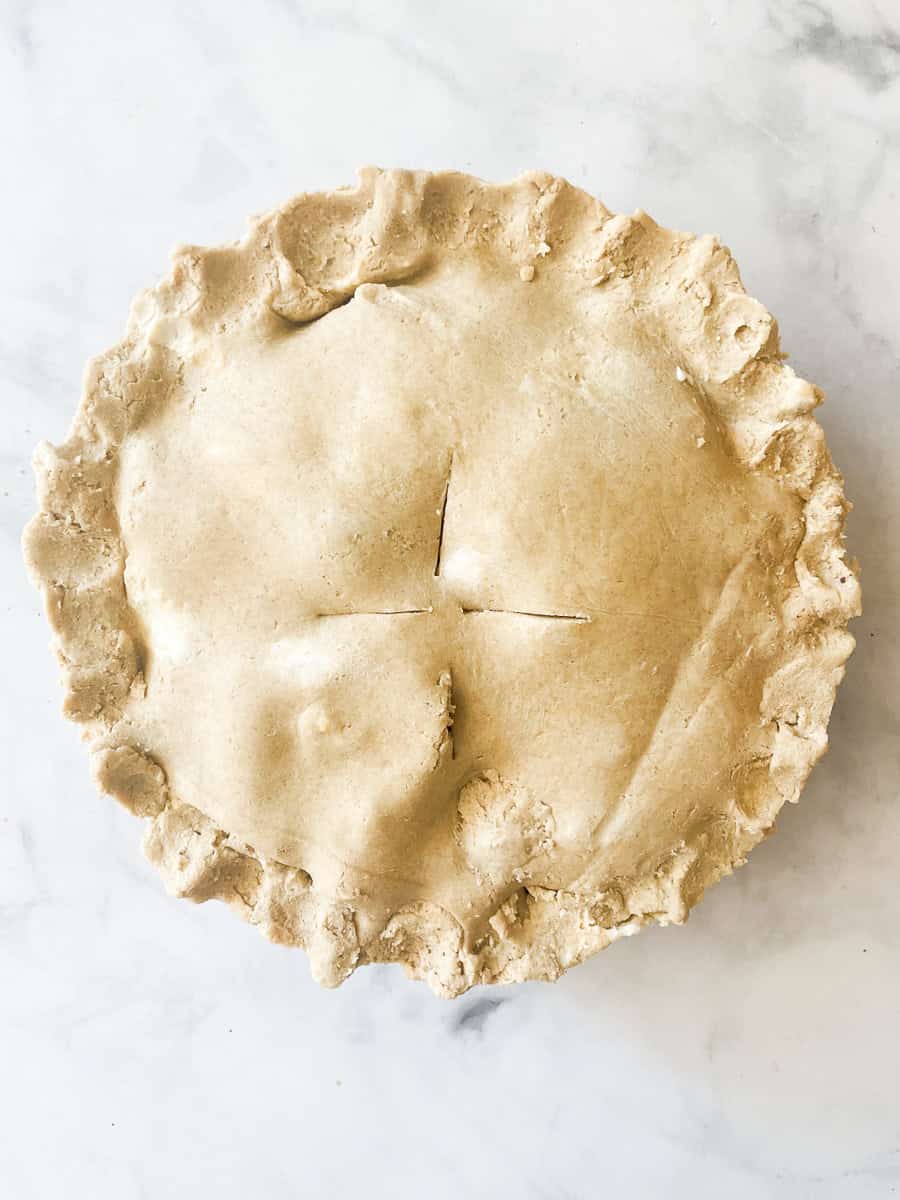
xmin=2 ymin=1 xmax=899 ymax=1196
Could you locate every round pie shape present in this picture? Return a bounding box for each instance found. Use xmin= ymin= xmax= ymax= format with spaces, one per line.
xmin=24 ymin=169 xmax=860 ymax=996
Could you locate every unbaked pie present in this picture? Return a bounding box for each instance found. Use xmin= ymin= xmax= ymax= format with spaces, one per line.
xmin=24 ymin=169 xmax=860 ymax=995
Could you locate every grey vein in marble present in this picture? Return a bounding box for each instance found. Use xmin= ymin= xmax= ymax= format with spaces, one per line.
xmin=772 ymin=0 xmax=900 ymax=92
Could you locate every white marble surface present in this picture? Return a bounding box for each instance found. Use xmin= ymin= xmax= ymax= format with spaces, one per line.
xmin=2 ymin=1 xmax=899 ymax=1195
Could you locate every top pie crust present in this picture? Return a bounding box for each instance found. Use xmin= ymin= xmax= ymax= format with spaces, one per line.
xmin=24 ymin=168 xmax=860 ymax=996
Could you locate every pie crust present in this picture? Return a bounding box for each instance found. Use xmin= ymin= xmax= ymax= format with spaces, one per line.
xmin=24 ymin=169 xmax=860 ymax=996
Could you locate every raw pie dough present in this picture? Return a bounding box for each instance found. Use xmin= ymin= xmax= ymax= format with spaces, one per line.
xmin=24 ymin=169 xmax=860 ymax=996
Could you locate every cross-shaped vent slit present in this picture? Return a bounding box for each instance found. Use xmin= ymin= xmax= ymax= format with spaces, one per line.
xmin=313 ymin=454 xmax=596 ymax=625
xmin=433 ymin=451 xmax=453 ymax=577
xmin=462 ymin=608 xmax=590 ymax=622
xmin=317 ymin=609 xmax=430 ymax=618
xmin=303 ymin=451 xmax=596 ymax=763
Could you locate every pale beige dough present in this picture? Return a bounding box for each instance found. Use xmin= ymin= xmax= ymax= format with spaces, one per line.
xmin=24 ymin=168 xmax=860 ymax=996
